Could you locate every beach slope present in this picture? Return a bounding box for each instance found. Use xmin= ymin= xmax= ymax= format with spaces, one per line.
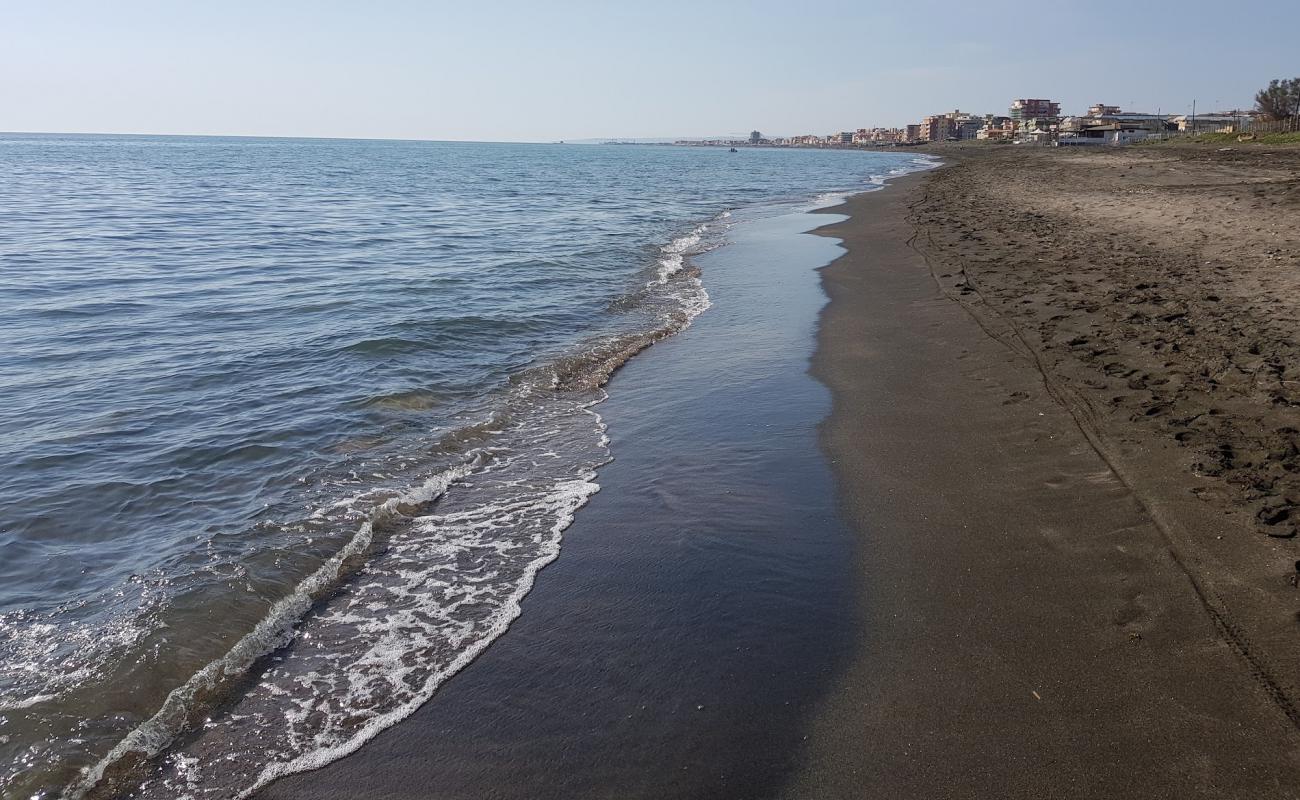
xmin=795 ymin=163 xmax=1300 ymax=799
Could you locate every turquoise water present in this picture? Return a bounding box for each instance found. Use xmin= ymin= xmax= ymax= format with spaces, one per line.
xmin=0 ymin=134 xmax=928 ymax=798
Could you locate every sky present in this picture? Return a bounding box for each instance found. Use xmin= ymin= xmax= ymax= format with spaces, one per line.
xmin=3 ymin=0 xmax=1298 ymax=142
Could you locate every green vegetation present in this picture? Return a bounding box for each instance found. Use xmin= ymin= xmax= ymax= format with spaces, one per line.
xmin=1140 ymin=131 xmax=1300 ymax=146
xmin=1217 ymin=131 xmax=1300 ymax=144
xmin=1255 ymin=78 xmax=1300 ymax=120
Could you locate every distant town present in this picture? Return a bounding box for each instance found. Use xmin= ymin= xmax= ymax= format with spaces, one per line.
xmin=668 ymin=98 xmax=1278 ymax=148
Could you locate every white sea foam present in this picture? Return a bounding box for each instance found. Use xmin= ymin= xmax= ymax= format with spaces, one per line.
xmin=248 ymin=469 xmax=601 ymax=796
xmin=0 ymin=598 xmax=158 ymax=715
xmin=652 ymin=222 xmax=710 ymax=285
xmin=64 ymin=461 xmax=475 ymax=800
xmin=0 ymin=692 xmax=57 ymax=711
xmin=109 ymin=392 xmax=609 ymax=800
xmin=813 ymin=156 xmax=942 ymax=211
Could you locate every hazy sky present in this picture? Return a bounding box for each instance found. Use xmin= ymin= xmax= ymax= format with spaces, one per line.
xmin=4 ymin=0 xmax=1298 ymax=141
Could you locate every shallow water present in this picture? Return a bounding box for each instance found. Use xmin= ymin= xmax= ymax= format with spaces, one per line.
xmin=0 ymin=133 xmax=928 ymax=798
xmin=259 ymin=198 xmax=869 ymax=800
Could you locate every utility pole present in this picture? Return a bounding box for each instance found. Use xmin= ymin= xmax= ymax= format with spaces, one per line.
xmin=1191 ymin=99 xmax=1197 ymax=136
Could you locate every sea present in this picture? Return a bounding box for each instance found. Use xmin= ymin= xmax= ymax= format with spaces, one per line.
xmin=0 ymin=133 xmax=931 ymax=799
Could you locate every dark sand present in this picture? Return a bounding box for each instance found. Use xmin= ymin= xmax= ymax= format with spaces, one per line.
xmin=793 ymin=165 xmax=1300 ymax=798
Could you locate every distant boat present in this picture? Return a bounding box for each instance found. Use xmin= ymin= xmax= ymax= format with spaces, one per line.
xmin=729 ymin=147 xmax=738 ymax=152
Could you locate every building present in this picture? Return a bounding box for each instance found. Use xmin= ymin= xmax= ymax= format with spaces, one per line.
xmin=918 ymin=110 xmax=985 ymax=142
xmin=976 ymin=115 xmax=1015 ymax=140
xmin=919 ymin=114 xmax=954 ymax=142
xmin=1059 ymin=105 xmax=1179 ymax=145
xmin=1058 ymin=123 xmax=1154 ymax=147
xmin=852 ymin=127 xmax=908 ymax=145
xmin=1061 ymin=112 xmax=1171 ymax=137
xmin=1087 ymin=103 xmax=1122 ymax=117
xmin=1018 ymin=128 xmax=1058 ymax=145
xmin=1171 ymin=114 xmax=1243 ymax=134
xmin=749 ymin=130 xmax=762 ymax=144
xmin=1010 ymin=98 xmax=1061 ymax=119
xmin=1010 ymin=98 xmax=1061 ymax=134
xmin=953 ymin=116 xmax=983 ymax=140
xmin=904 ymin=124 xmax=922 ymax=142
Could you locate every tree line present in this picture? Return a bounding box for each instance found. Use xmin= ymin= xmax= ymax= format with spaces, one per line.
xmin=1256 ymin=78 xmax=1300 ymax=120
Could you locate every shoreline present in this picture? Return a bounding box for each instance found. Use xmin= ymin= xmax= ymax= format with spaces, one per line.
xmin=10 ymin=145 xmax=931 ymax=800
xmin=794 ymin=162 xmax=1300 ymax=797
xmin=255 ymin=188 xmax=870 ymax=799
xmin=131 ymin=147 xmax=1300 ymax=797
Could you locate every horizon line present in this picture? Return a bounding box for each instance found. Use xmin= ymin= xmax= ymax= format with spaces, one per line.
xmin=0 ymin=129 xmax=867 ymax=145
xmin=0 ymin=129 xmax=566 ymax=145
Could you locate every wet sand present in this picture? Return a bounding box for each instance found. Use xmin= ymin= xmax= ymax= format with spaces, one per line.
xmin=257 ymin=201 xmax=864 ymax=798
xmin=795 ymin=162 xmax=1300 ymax=798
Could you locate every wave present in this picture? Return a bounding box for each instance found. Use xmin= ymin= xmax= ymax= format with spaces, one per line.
xmin=59 ymin=224 xmax=717 ymax=800
xmin=653 ymin=223 xmax=709 ymax=284
xmin=65 ymin=461 xmax=476 ymax=800
xmin=358 ymin=388 xmax=445 ymax=412
xmin=247 ymin=468 xmax=602 ymax=797
xmin=337 ymin=336 xmax=436 ymax=357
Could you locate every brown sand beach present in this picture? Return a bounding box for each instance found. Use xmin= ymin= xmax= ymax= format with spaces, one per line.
xmin=796 ymin=146 xmax=1300 ymax=798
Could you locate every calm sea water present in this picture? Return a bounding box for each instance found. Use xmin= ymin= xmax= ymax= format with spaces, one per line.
xmin=0 ymin=133 xmax=928 ymax=798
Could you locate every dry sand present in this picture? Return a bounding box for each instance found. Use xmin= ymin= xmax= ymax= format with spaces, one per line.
xmin=796 ymin=152 xmax=1300 ymax=798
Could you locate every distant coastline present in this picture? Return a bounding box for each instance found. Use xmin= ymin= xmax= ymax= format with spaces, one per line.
xmin=562 ymin=138 xmax=925 ymax=149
